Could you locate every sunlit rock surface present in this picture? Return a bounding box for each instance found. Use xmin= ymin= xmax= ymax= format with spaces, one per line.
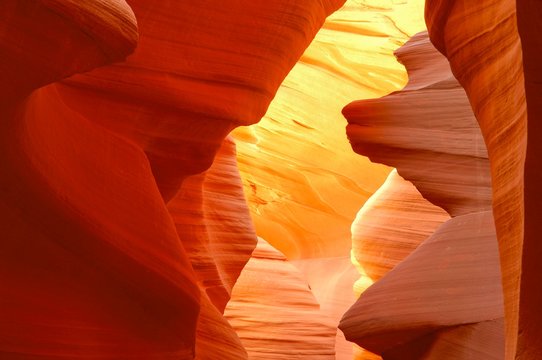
xmin=292 ymin=256 xmax=361 ymax=359
xmin=232 ymin=2 xmax=426 ymax=358
xmin=351 ymin=169 xmax=450 ymax=282
xmin=342 ymin=211 xmax=504 ymax=359
xmin=345 ymin=31 xmax=491 ymax=217
xmin=233 ymin=0 xmax=426 ymax=260
xmin=2 ymin=0 xmax=532 ymax=359
xmin=341 ymin=31 xmax=505 ymax=359
xmin=225 ymin=238 xmax=337 ymax=359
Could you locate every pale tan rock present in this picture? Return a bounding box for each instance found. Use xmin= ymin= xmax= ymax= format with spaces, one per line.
xmin=225 ymin=239 xmax=336 ymax=359
xmin=351 ymin=169 xmax=450 ymax=281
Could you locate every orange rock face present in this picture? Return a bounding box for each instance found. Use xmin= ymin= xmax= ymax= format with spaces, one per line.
xmin=2 ymin=0 xmax=533 ymax=359
xmin=0 ymin=0 xmax=348 ymax=358
xmin=57 ymin=0 xmax=347 ymax=201
xmin=425 ymin=1 xmax=528 ymax=358
xmin=168 ymin=137 xmax=257 ymax=313
xmin=168 ymin=138 xmax=257 ymax=359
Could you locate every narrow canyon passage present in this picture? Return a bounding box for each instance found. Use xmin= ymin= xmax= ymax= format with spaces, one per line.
xmin=226 ymin=1 xmax=426 ymax=359
xmin=0 ymin=0 xmax=536 ymax=360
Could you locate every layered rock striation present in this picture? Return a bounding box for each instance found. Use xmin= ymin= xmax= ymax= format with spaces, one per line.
xmin=0 ymin=0 xmax=347 ymax=358
xmin=340 ymin=31 xmax=504 ymax=359
xmin=231 ymin=2 xmax=426 ymax=357
xmin=351 ymin=169 xmax=450 ymax=283
xmin=425 ymin=2 xmax=527 ymax=358
xmin=225 ymin=238 xmax=337 ymax=359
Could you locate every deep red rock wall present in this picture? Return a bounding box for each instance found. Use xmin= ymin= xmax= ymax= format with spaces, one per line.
xmin=57 ymin=0 xmax=347 ymax=201
xmin=516 ymin=1 xmax=542 ymax=358
xmin=0 ymin=1 xmax=345 ymax=358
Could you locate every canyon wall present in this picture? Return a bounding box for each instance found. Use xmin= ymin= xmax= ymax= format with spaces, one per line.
xmin=1 ymin=0 xmax=534 ymax=359
xmin=0 ymin=0 xmax=347 ymax=358
xmin=425 ymin=1 xmax=536 ymax=358
xmin=340 ymin=31 xmax=504 ymax=359
xmin=231 ymin=2 xmax=426 ymax=357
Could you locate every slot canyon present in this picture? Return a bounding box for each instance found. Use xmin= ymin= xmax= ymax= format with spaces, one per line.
xmin=0 ymin=0 xmax=539 ymax=359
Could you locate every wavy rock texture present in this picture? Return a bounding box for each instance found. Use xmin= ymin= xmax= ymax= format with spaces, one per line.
xmin=232 ymin=2 xmax=426 ymax=357
xmin=168 ymin=137 xmax=257 ymax=313
xmin=233 ymin=0 xmax=426 ymax=260
xmin=351 ymin=169 xmax=450 ymax=282
xmin=168 ymin=137 xmax=257 ymax=359
xmin=0 ymin=2 xmax=200 ymax=358
xmin=225 ymin=238 xmax=337 ymax=359
xmin=425 ymin=2 xmax=527 ymax=358
xmin=1 ymin=80 xmax=200 ymax=359
xmin=345 ymin=31 xmax=491 ymax=217
xmin=58 ymin=0 xmax=346 ymax=202
xmin=0 ymin=0 xmax=351 ymax=358
xmin=341 ymin=31 xmax=504 ymax=359
xmin=292 ymin=256 xmax=362 ymax=359
xmin=341 ymin=211 xmax=503 ymax=359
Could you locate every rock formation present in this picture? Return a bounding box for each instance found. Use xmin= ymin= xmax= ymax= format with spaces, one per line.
xmin=351 ymin=169 xmax=450 ymax=282
xmin=0 ymin=0 xmax=347 ymax=358
xmin=1 ymin=0 xmax=534 ymax=359
xmin=225 ymin=239 xmax=337 ymax=359
xmin=425 ymin=2 xmax=527 ymax=358
xmin=232 ymin=0 xmax=426 ymax=260
xmin=231 ymin=2 xmax=426 ymax=357
xmin=340 ymin=31 xmax=505 ymax=359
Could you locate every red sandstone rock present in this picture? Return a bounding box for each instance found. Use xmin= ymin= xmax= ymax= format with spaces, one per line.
xmin=1 ymin=0 xmax=348 ymax=358
xmin=1 ymin=85 xmax=200 ymax=359
xmin=0 ymin=2 xmax=201 ymax=358
xmin=167 ymin=137 xmax=257 ymax=312
xmin=509 ymin=2 xmax=541 ymax=359
xmin=195 ymin=294 xmax=248 ymax=360
xmin=57 ymin=0 xmax=346 ymax=201
xmin=0 ymin=0 xmax=137 ymax=104
xmin=167 ymin=138 xmax=257 ymax=359
xmin=425 ymin=2 xmax=526 ymax=358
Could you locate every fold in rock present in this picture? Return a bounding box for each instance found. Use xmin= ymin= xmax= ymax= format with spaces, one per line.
xmin=425 ymin=2 xmax=526 ymax=358
xmin=0 ymin=1 xmax=347 ymax=358
xmin=341 ymin=31 xmax=504 ymax=359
